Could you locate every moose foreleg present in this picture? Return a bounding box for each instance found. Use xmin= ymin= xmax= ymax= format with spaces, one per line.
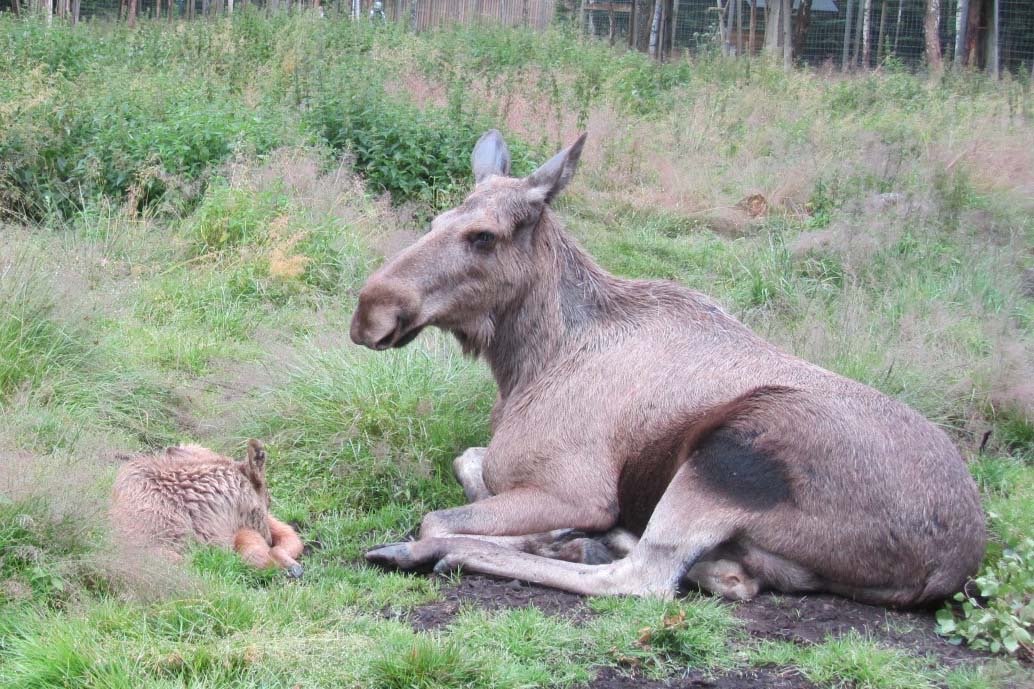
xmin=367 ymin=487 xmax=617 ymax=570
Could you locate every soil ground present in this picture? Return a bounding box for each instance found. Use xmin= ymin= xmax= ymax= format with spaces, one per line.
xmin=395 ymin=575 xmax=991 ymax=688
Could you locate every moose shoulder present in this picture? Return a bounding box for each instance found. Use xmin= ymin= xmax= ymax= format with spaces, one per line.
xmin=350 ymin=130 xmax=986 ymax=606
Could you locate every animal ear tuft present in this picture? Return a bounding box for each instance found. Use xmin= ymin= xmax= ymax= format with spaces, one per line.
xmin=471 ymin=129 xmax=512 ymax=183
xmin=246 ymin=439 xmax=266 ymax=472
xmin=526 ymin=133 xmax=586 ymax=204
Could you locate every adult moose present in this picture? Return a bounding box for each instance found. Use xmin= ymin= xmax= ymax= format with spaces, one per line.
xmin=350 ymin=130 xmax=985 ymax=605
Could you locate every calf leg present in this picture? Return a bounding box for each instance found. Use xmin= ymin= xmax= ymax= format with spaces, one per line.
xmin=268 ymin=516 xmax=304 ymax=578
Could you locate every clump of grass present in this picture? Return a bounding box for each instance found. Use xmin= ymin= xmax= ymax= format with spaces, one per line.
xmin=589 ymin=595 xmax=741 ymax=675
xmin=370 ymin=636 xmax=484 ymax=689
xmin=751 ymin=632 xmax=939 ymax=689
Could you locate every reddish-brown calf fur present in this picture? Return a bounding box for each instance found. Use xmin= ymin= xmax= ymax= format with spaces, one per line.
xmin=110 ymin=440 xmax=303 ymax=577
xmin=351 ymin=130 xmax=986 ymax=605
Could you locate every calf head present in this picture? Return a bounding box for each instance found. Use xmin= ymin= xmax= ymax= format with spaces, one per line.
xmin=350 ymin=129 xmax=586 ymax=355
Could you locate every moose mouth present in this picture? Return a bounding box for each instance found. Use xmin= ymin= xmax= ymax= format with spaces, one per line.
xmin=373 ymin=323 xmax=426 ymax=350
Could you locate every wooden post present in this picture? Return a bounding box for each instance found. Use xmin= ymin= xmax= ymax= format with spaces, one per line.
xmin=953 ymin=0 xmax=970 ymax=67
xmin=842 ymin=0 xmax=854 ymax=69
xmin=987 ymin=0 xmax=999 ymax=78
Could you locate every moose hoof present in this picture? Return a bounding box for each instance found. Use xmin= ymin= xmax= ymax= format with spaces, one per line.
xmin=285 ymin=564 xmax=304 ymax=579
xmin=366 ymin=540 xmax=444 ymax=571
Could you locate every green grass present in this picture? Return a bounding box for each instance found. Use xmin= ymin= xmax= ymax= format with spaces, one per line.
xmin=1 ymin=11 xmax=1033 ymax=689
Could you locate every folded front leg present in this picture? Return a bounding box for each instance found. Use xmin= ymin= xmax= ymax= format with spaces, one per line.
xmin=366 ymin=487 xmax=617 ymax=570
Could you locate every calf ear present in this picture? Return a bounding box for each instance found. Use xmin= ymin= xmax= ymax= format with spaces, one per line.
xmin=246 ymin=439 xmax=266 ymax=476
xmin=471 ymin=129 xmax=512 ymax=183
xmin=527 ymin=133 xmax=587 ymax=204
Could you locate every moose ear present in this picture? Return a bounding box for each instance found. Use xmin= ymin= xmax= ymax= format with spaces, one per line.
xmin=246 ymin=439 xmax=266 ymax=474
xmin=526 ymin=133 xmax=587 ymax=204
xmin=471 ymin=129 xmax=512 ymax=183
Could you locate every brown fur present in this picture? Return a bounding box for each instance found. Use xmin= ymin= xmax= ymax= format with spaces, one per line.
xmin=351 ymin=130 xmax=986 ymax=606
xmin=110 ymin=440 xmax=303 ymax=576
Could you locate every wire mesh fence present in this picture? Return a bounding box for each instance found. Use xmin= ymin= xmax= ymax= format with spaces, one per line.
xmin=581 ymin=1 xmax=1034 ymax=73
xmin=0 ymin=0 xmax=553 ymax=27
xmin=2 ymin=0 xmax=1031 ymax=74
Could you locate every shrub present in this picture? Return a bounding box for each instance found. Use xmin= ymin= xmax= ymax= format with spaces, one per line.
xmin=937 ymin=539 xmax=1034 ymax=659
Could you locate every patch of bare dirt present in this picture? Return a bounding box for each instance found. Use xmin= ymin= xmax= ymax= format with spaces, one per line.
xmin=400 ymin=575 xmax=591 ymax=631
xmin=403 ymin=577 xmax=989 ymax=670
xmin=736 ymin=593 xmax=986 ymax=666
xmin=589 ymin=666 xmax=816 ymax=689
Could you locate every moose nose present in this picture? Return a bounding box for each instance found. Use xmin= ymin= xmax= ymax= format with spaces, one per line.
xmin=350 ymin=280 xmax=420 ymax=350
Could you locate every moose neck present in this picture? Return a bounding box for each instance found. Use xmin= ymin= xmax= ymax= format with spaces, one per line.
xmin=485 ymin=210 xmax=616 ymax=400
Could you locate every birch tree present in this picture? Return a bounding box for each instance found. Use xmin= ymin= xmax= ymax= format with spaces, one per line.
xmin=925 ymin=0 xmax=943 ymax=72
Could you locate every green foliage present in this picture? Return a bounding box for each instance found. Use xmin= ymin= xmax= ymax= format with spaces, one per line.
xmin=937 ymin=540 xmax=1034 ymax=659
xmin=188 ymin=183 xmax=288 ymax=254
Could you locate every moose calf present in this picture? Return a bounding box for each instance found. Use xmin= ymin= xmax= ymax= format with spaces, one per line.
xmin=110 ymin=440 xmax=303 ymax=577
xmin=351 ymin=130 xmax=986 ymax=606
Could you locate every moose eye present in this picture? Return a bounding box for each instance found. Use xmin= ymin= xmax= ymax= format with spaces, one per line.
xmin=468 ymin=231 xmax=497 ymax=252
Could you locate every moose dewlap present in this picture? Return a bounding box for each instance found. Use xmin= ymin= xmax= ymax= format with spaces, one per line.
xmin=110 ymin=440 xmax=303 ymax=577
xmin=351 ymin=129 xmax=986 ymax=606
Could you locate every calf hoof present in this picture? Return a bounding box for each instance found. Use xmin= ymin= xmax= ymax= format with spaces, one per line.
xmin=285 ymin=564 xmax=304 ymax=579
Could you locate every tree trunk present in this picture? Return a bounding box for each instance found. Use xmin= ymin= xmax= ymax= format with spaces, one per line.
xmin=842 ymin=0 xmax=855 ymax=69
xmin=925 ymin=0 xmax=942 ymax=73
xmin=861 ymin=0 xmax=872 ymax=67
xmin=664 ymin=0 xmax=674 ymax=60
xmin=876 ymin=0 xmax=888 ymax=61
xmin=781 ymin=0 xmax=792 ymax=70
xmin=635 ymin=0 xmax=653 ymax=51
xmin=127 ymin=0 xmax=136 ymax=27
xmin=893 ymin=0 xmax=904 ymax=54
xmin=792 ymin=0 xmax=813 ymax=58
xmin=954 ymin=0 xmax=970 ymax=67
xmin=11 ymin=0 xmax=19 ymax=17
xmin=852 ymin=0 xmax=863 ymax=65
xmin=987 ymin=0 xmax=999 ymax=77
xmin=609 ymin=3 xmax=616 ymax=45
xmin=736 ymin=0 xmax=744 ymax=55
xmin=764 ymin=0 xmax=781 ymax=55
xmin=748 ymin=0 xmax=757 ymax=56
xmin=648 ymin=0 xmax=662 ymax=59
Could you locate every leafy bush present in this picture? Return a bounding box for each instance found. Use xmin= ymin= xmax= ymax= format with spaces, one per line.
xmin=937 ymin=539 xmax=1034 ymax=659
